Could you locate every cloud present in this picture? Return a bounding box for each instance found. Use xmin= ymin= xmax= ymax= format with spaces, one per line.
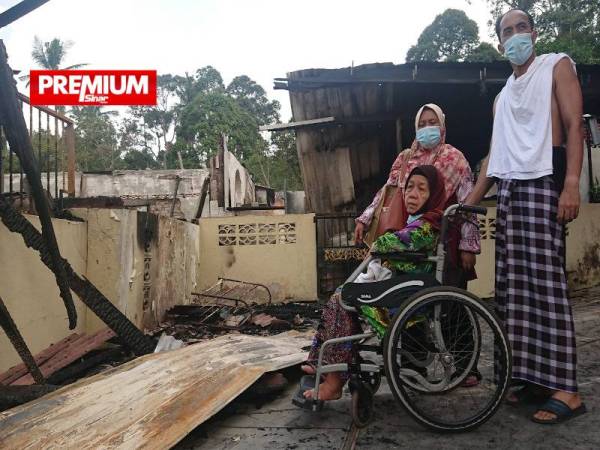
xmin=1 ymin=0 xmax=493 ymax=120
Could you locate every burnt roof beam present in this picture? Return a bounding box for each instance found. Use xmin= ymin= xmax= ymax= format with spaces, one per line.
xmin=0 ymin=0 xmax=50 ymax=29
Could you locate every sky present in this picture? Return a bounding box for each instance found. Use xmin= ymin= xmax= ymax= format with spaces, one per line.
xmin=0 ymin=0 xmax=497 ymax=121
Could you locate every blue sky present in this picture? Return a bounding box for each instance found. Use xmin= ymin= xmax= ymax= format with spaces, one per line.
xmin=0 ymin=0 xmax=496 ymax=120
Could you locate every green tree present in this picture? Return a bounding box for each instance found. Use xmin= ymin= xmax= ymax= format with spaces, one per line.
xmin=69 ymin=106 xmax=119 ymax=171
xmin=176 ymin=91 xmax=265 ymax=166
xmin=465 ymin=42 xmax=505 ymax=62
xmin=406 ymin=9 xmax=480 ymax=62
xmin=226 ymin=75 xmax=281 ymax=126
xmin=483 ymin=0 xmax=600 ymax=63
xmin=120 ymin=149 xmax=160 ymax=170
xmin=115 ymin=117 xmax=160 ymax=169
xmin=118 ymin=66 xmax=302 ymax=189
xmin=130 ymin=74 xmax=180 ymax=168
xmin=265 ymin=130 xmax=304 ymax=190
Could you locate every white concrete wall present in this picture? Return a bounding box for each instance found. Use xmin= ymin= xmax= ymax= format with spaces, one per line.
xmin=224 ymin=151 xmax=255 ymax=208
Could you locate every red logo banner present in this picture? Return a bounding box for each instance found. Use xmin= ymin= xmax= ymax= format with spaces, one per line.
xmin=29 ymin=70 xmax=157 ymax=106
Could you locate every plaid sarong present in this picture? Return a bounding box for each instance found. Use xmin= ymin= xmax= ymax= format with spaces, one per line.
xmin=495 ymin=176 xmax=578 ymax=393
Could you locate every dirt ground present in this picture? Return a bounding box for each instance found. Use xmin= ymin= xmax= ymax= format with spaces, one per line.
xmin=175 ymin=288 xmax=600 ymax=450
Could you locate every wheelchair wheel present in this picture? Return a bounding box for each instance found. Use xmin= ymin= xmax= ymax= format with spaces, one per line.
xmin=350 ymin=383 xmax=374 ymax=428
xmin=383 ymin=286 xmax=511 ymax=432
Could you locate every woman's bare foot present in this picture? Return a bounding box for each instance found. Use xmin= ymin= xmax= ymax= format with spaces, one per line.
xmin=460 ymin=375 xmax=479 ymax=388
xmin=303 ymin=373 xmax=344 ymax=401
xmin=301 ymin=364 xmax=316 ymax=375
xmin=533 ymin=390 xmax=582 ymax=421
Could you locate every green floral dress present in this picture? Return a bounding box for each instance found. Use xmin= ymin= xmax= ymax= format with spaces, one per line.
xmin=360 ymin=215 xmax=439 ymax=337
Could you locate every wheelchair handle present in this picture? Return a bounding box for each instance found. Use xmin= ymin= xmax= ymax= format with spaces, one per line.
xmin=443 ymin=203 xmax=487 ymax=218
xmin=456 ymin=204 xmax=487 ymax=216
xmin=439 ymin=203 xmax=487 ymax=267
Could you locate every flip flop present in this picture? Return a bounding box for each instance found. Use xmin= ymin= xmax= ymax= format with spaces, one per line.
xmin=506 ymin=385 xmax=550 ymax=407
xmin=531 ymin=398 xmax=587 ymax=424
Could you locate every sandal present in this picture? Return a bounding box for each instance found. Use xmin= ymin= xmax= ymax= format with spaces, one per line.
xmin=531 ymin=398 xmax=587 ymax=424
xmin=506 ymin=384 xmax=550 ymax=407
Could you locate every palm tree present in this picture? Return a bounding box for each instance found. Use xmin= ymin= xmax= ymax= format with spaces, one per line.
xmin=31 ymin=36 xmax=88 ymax=70
xmin=20 ymin=36 xmax=88 ymax=85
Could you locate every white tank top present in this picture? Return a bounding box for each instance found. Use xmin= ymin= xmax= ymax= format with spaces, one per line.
xmin=487 ymin=53 xmax=576 ymax=180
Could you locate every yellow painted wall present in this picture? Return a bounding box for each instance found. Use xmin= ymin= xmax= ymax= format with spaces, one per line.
xmin=148 ymin=216 xmax=200 ymax=328
xmin=3 ymin=204 xmax=597 ymax=373
xmin=468 ymin=204 xmax=600 ymax=298
xmin=0 ymin=216 xmax=88 ymax=373
xmin=467 ymin=211 xmax=496 ymax=299
xmin=564 ymin=204 xmax=600 ymax=288
xmin=198 ymin=214 xmax=317 ymax=302
xmin=76 ymin=209 xmax=146 ymax=334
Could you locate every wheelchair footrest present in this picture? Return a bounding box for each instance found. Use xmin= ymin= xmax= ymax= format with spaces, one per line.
xmin=292 ymin=375 xmax=324 ymax=411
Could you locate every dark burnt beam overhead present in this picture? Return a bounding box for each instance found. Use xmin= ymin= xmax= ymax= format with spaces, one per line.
xmin=0 ymin=0 xmax=50 ymax=29
xmin=276 ymin=61 xmax=600 ymax=96
xmin=259 ymin=114 xmax=403 ymax=132
xmin=260 ymin=116 xmax=335 ymax=131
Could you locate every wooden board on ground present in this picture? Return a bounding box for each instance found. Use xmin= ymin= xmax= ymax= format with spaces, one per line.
xmin=0 ymin=331 xmax=311 ymax=449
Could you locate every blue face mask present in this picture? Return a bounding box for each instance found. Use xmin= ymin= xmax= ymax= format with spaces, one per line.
xmin=503 ymin=33 xmax=534 ymax=66
xmin=416 ymin=126 xmax=441 ymax=149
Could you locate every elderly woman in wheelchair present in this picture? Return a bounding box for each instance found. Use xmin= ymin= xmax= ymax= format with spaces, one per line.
xmin=294 ymin=165 xmax=511 ymax=432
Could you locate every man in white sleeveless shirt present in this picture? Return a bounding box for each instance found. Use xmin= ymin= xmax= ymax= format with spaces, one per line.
xmin=468 ymin=8 xmax=586 ymax=424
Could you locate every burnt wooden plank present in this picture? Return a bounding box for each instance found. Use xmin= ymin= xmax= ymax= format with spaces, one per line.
xmin=11 ymin=328 xmax=116 ymax=385
xmin=0 ymin=334 xmax=80 ymax=385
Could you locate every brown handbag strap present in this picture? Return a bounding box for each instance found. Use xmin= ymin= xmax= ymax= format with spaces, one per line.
xmin=396 ymin=149 xmax=412 ymax=190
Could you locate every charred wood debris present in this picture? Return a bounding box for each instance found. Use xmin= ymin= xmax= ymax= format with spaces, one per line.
xmin=0 ymin=38 xmax=321 ymax=412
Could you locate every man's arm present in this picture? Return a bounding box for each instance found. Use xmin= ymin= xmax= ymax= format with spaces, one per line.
xmin=554 ymin=57 xmax=584 ymax=223
xmin=467 ymin=156 xmax=494 ymax=205
xmin=466 ymin=96 xmax=499 ymax=205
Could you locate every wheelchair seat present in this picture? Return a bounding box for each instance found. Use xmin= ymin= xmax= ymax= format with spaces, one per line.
xmin=341 ymin=273 xmax=440 ymax=308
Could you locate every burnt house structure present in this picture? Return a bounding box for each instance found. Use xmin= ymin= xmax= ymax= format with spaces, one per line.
xmin=270 ymin=61 xmax=600 ymax=214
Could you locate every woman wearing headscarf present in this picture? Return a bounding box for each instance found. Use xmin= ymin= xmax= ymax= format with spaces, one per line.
xmin=302 ymin=166 xmax=448 ymax=401
xmin=355 ymin=103 xmax=480 ymax=279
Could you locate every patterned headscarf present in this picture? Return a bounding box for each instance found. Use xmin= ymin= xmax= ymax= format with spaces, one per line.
xmin=411 ymin=103 xmax=447 ymax=152
xmin=386 ymin=103 xmax=449 ymax=187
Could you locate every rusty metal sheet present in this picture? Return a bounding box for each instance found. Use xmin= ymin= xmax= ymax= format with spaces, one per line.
xmin=0 ymin=331 xmax=310 ymax=449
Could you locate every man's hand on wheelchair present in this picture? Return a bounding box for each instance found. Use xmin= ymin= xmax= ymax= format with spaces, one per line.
xmin=460 ymin=251 xmax=476 ymax=271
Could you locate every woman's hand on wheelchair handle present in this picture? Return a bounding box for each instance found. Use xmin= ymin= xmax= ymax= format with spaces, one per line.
xmin=460 ymin=251 xmax=476 ymax=271
xmin=354 ymin=222 xmax=365 ymax=245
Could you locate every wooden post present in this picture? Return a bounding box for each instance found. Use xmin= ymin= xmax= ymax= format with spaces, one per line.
xmin=395 ymin=117 xmax=403 ymax=155
xmin=194 ymin=175 xmax=210 ymax=219
xmin=65 ymin=123 xmax=76 ymax=197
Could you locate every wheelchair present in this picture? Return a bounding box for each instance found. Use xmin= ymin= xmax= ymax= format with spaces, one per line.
xmin=294 ymin=204 xmax=512 ymax=433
